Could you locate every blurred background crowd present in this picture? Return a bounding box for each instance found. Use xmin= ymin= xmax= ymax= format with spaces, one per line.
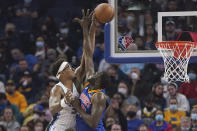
xmin=0 ymin=0 xmax=197 ymax=131
xmin=118 ymin=0 xmax=197 ymax=50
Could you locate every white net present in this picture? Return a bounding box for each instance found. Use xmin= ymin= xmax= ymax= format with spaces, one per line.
xmin=156 ymin=41 xmax=197 ymax=83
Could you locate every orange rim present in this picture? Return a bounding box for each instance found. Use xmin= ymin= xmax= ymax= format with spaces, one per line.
xmin=156 ymin=41 xmax=197 ymax=49
xmin=156 ymin=41 xmax=197 ymax=58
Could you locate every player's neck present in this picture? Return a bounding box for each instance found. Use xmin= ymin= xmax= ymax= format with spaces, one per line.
xmin=61 ymin=80 xmax=73 ymax=89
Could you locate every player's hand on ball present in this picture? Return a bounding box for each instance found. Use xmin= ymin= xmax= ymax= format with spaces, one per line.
xmin=91 ymin=13 xmax=100 ymax=28
xmin=73 ymin=9 xmax=93 ymax=28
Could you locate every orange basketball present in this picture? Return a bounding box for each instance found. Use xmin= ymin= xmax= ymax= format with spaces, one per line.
xmin=94 ymin=3 xmax=114 ymax=23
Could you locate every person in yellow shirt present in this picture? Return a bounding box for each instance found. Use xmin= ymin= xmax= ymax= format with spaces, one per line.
xmin=164 ymin=97 xmax=186 ymax=128
xmin=5 ymin=79 xmax=28 ymax=112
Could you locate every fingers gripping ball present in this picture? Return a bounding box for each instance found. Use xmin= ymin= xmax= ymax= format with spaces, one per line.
xmin=94 ymin=3 xmax=115 ymax=23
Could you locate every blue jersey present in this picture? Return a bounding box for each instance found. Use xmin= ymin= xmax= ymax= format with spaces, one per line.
xmin=76 ymin=83 xmax=106 ymax=131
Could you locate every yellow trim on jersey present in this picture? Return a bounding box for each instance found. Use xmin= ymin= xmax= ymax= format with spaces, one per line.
xmin=83 ymin=82 xmax=90 ymax=90
xmin=88 ymin=89 xmax=102 ymax=93
xmin=91 ymin=92 xmax=105 ymax=103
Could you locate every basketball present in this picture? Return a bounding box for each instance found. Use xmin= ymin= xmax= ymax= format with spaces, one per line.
xmin=94 ymin=3 xmax=115 ymax=23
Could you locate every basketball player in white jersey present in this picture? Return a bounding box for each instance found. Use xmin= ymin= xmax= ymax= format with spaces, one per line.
xmin=46 ymin=9 xmax=97 ymax=131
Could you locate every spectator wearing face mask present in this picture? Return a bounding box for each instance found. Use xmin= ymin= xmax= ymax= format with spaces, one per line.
xmin=166 ymin=83 xmax=190 ymax=112
xmin=34 ymin=36 xmax=46 ymax=62
xmin=126 ymin=104 xmax=144 ymax=131
xmin=164 ymin=97 xmax=186 ymax=128
xmin=179 ymin=69 xmax=197 ymax=107
xmin=129 ymin=68 xmax=152 ymax=101
xmin=151 ymin=82 xmax=166 ymax=110
xmin=1 ymin=23 xmax=21 ymax=50
xmin=56 ymin=36 xmax=74 ymax=63
xmin=190 ymin=107 xmax=197 ymax=130
xmin=117 ymin=81 xmax=129 ymax=98
xmin=149 ymin=109 xmax=173 ymax=131
xmin=5 ymin=79 xmax=28 ymax=112
xmin=176 ymin=116 xmax=191 ymax=131
xmin=18 ymin=70 xmax=40 ymax=104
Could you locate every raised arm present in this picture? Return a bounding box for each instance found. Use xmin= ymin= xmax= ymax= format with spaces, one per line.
xmin=74 ymin=10 xmax=91 ymax=83
xmin=71 ymin=93 xmax=106 ymax=128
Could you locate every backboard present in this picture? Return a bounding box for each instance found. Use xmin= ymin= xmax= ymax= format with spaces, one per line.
xmin=104 ymin=0 xmax=197 ymax=63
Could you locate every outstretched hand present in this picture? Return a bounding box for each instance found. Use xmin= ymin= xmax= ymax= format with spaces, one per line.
xmin=73 ymin=9 xmax=93 ymax=28
xmin=91 ymin=13 xmax=100 ymax=28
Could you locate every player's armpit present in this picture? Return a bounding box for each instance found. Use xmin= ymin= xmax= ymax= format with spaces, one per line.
xmin=75 ymin=93 xmax=106 ymax=128
xmin=49 ymin=85 xmax=63 ymax=115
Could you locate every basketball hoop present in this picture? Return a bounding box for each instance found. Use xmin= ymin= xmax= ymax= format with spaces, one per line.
xmin=156 ymin=41 xmax=197 ymax=83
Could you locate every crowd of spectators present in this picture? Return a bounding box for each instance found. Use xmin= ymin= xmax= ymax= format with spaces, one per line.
xmin=0 ymin=0 xmax=197 ymax=131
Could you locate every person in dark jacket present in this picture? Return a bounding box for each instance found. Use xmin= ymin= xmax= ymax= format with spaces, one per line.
xmin=151 ymin=82 xmax=166 ymax=110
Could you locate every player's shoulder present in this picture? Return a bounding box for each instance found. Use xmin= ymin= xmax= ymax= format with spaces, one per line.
xmin=51 ymin=84 xmax=63 ymax=95
xmin=92 ymin=91 xmax=107 ymax=103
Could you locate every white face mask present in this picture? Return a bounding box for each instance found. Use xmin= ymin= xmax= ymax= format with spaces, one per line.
xmin=131 ymin=72 xmax=138 ymax=80
xmin=33 ymin=114 xmax=39 ymax=120
xmin=118 ymin=88 xmax=127 ymax=95
xmin=161 ymin=77 xmax=168 ymax=84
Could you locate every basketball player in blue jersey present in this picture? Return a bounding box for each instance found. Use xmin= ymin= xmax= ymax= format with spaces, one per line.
xmin=66 ymin=14 xmax=110 ymax=131
xmin=46 ymin=9 xmax=97 ymax=131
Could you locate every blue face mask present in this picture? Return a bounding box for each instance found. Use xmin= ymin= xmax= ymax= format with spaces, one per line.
xmin=155 ymin=114 xmax=163 ymax=121
xmin=189 ymin=73 xmax=196 ymax=80
xmin=191 ymin=113 xmax=197 ymax=120
xmin=170 ymin=105 xmax=177 ymax=111
xmin=36 ymin=41 xmax=44 ymax=48
xmin=60 ymin=28 xmax=69 ymax=34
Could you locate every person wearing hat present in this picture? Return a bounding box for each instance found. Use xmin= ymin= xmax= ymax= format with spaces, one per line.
xmin=18 ymin=70 xmax=40 ymax=104
xmin=166 ymin=83 xmax=190 ymax=112
xmin=5 ymin=79 xmax=28 ymax=112
xmin=164 ymin=19 xmax=177 ymax=41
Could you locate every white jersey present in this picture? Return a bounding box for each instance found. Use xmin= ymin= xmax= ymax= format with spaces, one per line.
xmin=47 ymin=82 xmax=79 ymax=131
